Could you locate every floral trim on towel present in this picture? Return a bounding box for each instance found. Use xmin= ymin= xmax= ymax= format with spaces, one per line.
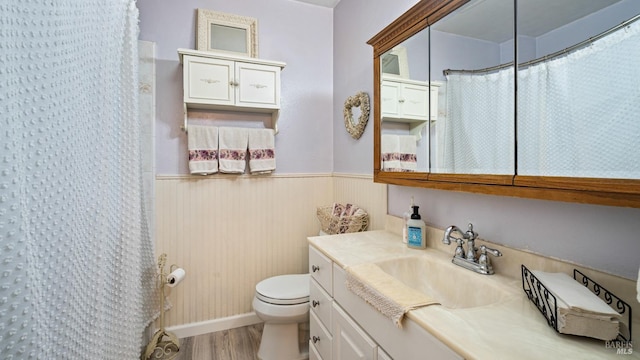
xmin=189 ymin=150 xmax=218 ymax=161
xmin=249 ymin=148 xmax=275 ymax=160
xmin=382 ymin=153 xmax=400 ymax=161
xmin=219 ymin=149 xmax=247 ymax=161
xmin=382 ymin=153 xmax=416 ymax=162
xmin=382 ymin=152 xmax=416 ymax=172
xmin=400 ymin=153 xmax=416 ymax=163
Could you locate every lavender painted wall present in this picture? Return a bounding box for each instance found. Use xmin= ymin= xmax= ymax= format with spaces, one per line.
xmin=332 ymin=0 xmax=421 ymax=174
xmin=137 ymin=0 xmax=334 ymax=175
xmin=332 ymin=0 xmax=640 ymax=279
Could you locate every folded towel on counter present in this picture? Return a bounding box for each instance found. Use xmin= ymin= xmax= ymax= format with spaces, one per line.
xmin=381 ymin=134 xmax=401 ymax=171
xmin=218 ymin=127 xmax=249 ymax=174
xmin=248 ymin=128 xmax=276 ymax=174
xmin=532 ymin=270 xmax=621 ymax=340
xmin=398 ymin=135 xmax=417 ymax=171
xmin=187 ymin=125 xmax=219 ymax=175
xmin=346 ymin=262 xmax=439 ymax=328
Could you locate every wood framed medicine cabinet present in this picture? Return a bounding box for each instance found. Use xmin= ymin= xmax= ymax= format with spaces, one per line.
xmin=368 ymin=0 xmax=640 ymax=208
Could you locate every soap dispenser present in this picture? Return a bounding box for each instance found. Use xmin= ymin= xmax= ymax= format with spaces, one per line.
xmin=406 ymin=205 xmax=426 ymax=249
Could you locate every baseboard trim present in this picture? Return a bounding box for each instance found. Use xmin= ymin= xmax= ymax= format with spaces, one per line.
xmin=166 ymin=312 xmax=262 ymax=339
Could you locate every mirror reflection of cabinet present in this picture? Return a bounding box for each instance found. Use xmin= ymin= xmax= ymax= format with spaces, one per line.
xmin=381 ymin=76 xmax=438 ymax=138
xmin=369 ymin=0 xmax=640 ymax=207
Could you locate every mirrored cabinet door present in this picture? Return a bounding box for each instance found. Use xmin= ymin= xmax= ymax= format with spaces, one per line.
xmin=429 ymin=0 xmax=515 ymax=175
xmin=516 ymin=0 xmax=640 ymax=180
xmin=380 ymin=27 xmax=430 ymax=173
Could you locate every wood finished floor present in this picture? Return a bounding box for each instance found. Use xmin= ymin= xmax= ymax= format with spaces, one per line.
xmin=175 ymin=324 xmax=264 ymax=360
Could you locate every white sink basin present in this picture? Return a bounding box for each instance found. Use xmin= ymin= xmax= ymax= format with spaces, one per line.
xmin=373 ymin=254 xmax=519 ymax=309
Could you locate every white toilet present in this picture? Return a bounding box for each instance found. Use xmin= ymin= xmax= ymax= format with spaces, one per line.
xmin=252 ymin=274 xmax=310 ymax=360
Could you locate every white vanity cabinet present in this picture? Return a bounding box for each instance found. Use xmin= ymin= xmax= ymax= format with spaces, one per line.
xmin=308 ymin=246 xmax=386 ymax=360
xmin=381 ymin=76 xmax=440 ymax=139
xmin=309 ymin=246 xmax=333 ymax=360
xmin=308 ymin=244 xmax=462 ymax=360
xmin=177 ymin=48 xmax=285 ymax=131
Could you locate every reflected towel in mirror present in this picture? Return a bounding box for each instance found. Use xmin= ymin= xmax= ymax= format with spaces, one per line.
xmin=398 ymin=135 xmax=417 ymax=171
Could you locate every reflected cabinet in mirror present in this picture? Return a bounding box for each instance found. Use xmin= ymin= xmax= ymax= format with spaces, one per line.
xmin=369 ymin=0 xmax=640 ymax=207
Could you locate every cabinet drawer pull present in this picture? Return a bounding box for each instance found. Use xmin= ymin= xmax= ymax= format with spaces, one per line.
xmin=311 ymin=265 xmax=320 ymax=272
xmin=200 ymin=78 xmax=219 ymax=84
xmin=312 ymin=336 xmax=320 ymax=344
xmin=312 ymin=300 xmax=320 ymax=308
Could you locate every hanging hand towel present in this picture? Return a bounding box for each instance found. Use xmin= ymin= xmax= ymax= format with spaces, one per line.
xmin=218 ymin=127 xmax=249 ymax=174
xmin=187 ymin=125 xmax=219 ymax=175
xmin=248 ymin=128 xmax=276 ymax=174
xmin=398 ymin=135 xmax=417 ymax=172
xmin=381 ymin=134 xmax=401 ymax=171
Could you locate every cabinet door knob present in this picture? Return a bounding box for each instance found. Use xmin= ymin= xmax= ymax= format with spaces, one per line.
xmin=312 ymin=300 xmax=320 ymax=308
xmin=312 ymin=265 xmax=320 ymax=272
xmin=312 ymin=336 xmax=320 ymax=344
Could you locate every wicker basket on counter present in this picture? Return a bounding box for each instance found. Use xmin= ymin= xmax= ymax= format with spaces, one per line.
xmin=317 ymin=204 xmax=369 ymax=235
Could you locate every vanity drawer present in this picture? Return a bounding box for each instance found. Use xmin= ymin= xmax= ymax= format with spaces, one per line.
xmin=332 ymin=302 xmax=377 ymax=360
xmin=310 ymin=310 xmax=333 ymax=360
xmin=309 ymin=246 xmax=333 ymax=295
xmin=310 ymin=278 xmax=332 ymax=330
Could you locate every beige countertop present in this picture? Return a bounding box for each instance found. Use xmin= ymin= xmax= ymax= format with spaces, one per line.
xmin=308 ymin=230 xmax=638 ymax=360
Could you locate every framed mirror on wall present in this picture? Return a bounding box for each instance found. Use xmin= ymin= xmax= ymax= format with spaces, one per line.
xmin=369 ymin=0 xmax=640 ymax=207
xmin=196 ymin=9 xmax=259 ymax=57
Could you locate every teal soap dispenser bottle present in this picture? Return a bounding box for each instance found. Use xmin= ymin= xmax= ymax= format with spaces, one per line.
xmin=406 ymin=205 xmax=426 ymax=249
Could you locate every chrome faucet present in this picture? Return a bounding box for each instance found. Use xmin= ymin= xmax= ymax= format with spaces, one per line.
xmin=443 ymin=223 xmax=502 ymax=275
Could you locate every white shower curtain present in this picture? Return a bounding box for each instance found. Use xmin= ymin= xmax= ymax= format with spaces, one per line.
xmin=518 ymin=19 xmax=640 ymax=178
xmin=0 ymin=1 xmax=156 ymax=358
xmin=439 ymin=69 xmax=515 ymax=174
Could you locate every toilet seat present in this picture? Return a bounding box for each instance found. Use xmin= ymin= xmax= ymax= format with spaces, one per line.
xmin=255 ymin=274 xmax=309 ymax=305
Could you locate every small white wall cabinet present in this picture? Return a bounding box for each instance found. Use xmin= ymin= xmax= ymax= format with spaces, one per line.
xmin=309 ymin=244 xmax=462 ymax=360
xmin=177 ymin=48 xmax=285 ymax=132
xmin=381 ymin=75 xmax=440 ymax=139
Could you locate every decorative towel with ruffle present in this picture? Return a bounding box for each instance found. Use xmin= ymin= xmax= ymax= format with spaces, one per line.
xmin=346 ymin=263 xmax=439 ymax=328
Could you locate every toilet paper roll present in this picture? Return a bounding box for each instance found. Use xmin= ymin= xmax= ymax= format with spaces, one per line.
xmin=167 ymin=268 xmax=186 ymax=288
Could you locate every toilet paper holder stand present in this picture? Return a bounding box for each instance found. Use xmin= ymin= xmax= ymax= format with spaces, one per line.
xmin=143 ymin=253 xmax=183 ymax=360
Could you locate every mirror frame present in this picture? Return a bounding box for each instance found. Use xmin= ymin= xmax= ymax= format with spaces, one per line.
xmin=368 ymin=0 xmax=640 ymax=208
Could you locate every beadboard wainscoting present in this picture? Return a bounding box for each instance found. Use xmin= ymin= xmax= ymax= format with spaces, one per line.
xmin=155 ymin=173 xmax=387 ymax=334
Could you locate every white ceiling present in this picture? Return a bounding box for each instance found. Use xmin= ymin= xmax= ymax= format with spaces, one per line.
xmin=433 ymin=0 xmax=622 ymax=43
xmin=292 ymin=0 xmax=341 ymax=8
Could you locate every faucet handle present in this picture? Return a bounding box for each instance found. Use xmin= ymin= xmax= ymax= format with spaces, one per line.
xmin=478 ymin=244 xmax=502 ymax=267
xmin=480 ymin=245 xmax=502 ymax=258
xmin=453 ymin=238 xmax=465 ymax=258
